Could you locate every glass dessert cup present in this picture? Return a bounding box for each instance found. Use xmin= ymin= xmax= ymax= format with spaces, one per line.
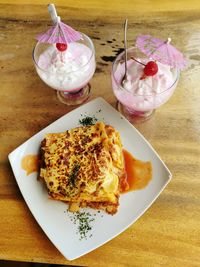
xmin=111 ymin=47 xmax=180 ymax=123
xmin=33 ymin=33 xmax=96 ymax=106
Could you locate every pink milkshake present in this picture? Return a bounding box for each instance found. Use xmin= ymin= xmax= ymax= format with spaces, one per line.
xmin=111 ymin=47 xmax=180 ymax=122
xmin=33 ymin=33 xmax=95 ymax=105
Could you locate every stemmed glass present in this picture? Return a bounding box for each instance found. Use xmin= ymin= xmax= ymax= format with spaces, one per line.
xmin=33 ymin=33 xmax=95 ymax=106
xmin=111 ymin=47 xmax=180 ymax=123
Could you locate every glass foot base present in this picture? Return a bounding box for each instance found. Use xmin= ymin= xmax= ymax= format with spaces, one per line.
xmin=117 ymin=101 xmax=155 ymax=123
xmin=57 ymin=84 xmax=91 ymax=106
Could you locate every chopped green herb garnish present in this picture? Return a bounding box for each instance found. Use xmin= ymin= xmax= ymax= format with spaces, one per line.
xmin=69 ymin=211 xmax=95 ymax=240
xmin=69 ymin=163 xmax=80 ymax=186
xmin=79 ymin=116 xmax=97 ymax=126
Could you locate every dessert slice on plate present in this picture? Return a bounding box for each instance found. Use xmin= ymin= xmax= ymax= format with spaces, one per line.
xmin=40 ymin=122 xmax=125 ymax=214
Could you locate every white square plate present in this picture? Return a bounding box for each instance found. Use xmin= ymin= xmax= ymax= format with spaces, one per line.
xmin=8 ymin=97 xmax=172 ymax=260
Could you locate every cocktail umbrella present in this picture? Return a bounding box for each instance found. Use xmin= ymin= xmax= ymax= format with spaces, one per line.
xmin=36 ymin=4 xmax=82 ymax=45
xmin=136 ymin=35 xmax=187 ymax=70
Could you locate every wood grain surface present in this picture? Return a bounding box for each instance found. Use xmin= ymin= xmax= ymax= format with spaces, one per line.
xmin=0 ymin=1 xmax=200 ymax=266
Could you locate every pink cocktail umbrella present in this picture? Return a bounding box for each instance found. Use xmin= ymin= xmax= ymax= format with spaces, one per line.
xmin=36 ymin=4 xmax=82 ymax=45
xmin=136 ymin=35 xmax=187 ymax=70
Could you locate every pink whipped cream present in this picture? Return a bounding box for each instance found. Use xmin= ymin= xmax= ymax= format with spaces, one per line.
xmin=36 ymin=42 xmax=95 ymax=92
xmin=112 ymin=59 xmax=178 ymax=112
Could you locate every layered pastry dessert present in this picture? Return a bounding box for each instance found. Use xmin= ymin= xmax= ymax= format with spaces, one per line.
xmin=39 ymin=122 xmax=125 ymax=215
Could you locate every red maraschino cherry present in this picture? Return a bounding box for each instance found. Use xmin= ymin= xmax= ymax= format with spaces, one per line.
xmin=144 ymin=61 xmax=158 ymax=76
xmin=56 ymin=43 xmax=68 ymax=52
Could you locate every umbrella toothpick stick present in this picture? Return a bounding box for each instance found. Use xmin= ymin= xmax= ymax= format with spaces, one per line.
xmin=166 ymin=37 xmax=171 ymax=44
xmin=37 ymin=4 xmax=82 ymax=45
xmin=48 ymin=3 xmax=59 ymax=24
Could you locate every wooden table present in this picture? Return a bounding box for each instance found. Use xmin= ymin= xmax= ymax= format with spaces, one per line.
xmin=1 ymin=1 xmax=200 ymax=266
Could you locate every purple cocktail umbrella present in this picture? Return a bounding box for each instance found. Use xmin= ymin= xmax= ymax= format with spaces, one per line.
xmin=136 ymin=35 xmax=187 ymax=70
xmin=36 ymin=4 xmax=82 ymax=45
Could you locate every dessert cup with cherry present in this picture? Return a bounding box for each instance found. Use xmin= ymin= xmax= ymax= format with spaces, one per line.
xmin=33 ymin=33 xmax=96 ymax=106
xmin=111 ymin=47 xmax=180 ymax=123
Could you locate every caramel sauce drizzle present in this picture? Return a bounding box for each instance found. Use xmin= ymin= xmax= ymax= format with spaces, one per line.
xmin=120 ymin=149 xmax=152 ymax=192
xmin=21 ymin=154 xmax=39 ymax=175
